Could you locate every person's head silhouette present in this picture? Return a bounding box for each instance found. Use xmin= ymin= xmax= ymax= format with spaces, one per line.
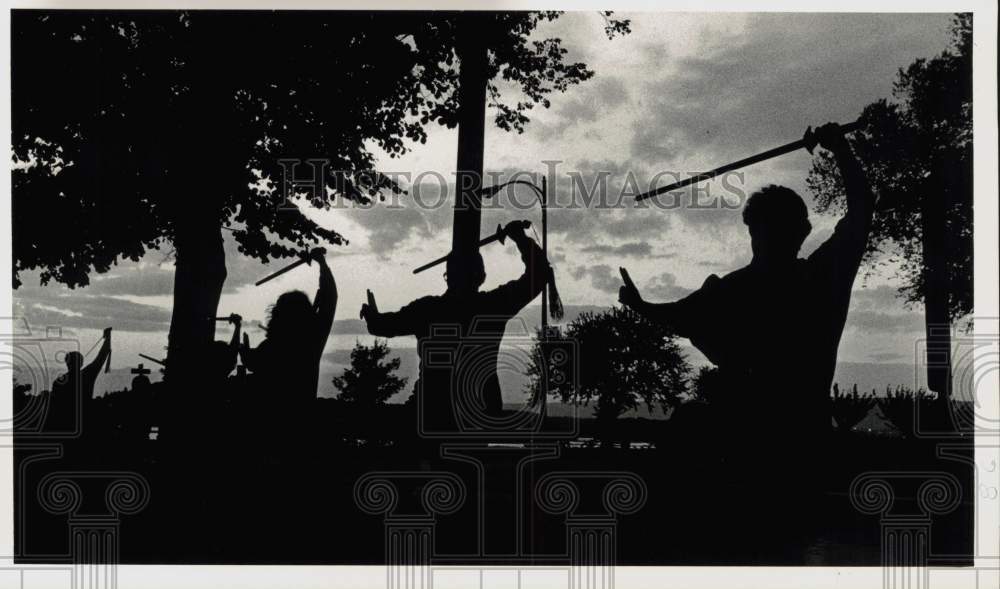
xmin=743 ymin=184 xmax=812 ymax=264
xmin=444 ymin=251 xmax=486 ymax=296
xmin=267 ymin=290 xmax=313 ymax=341
xmin=131 ymin=374 xmax=151 ymax=394
xmin=64 ymin=351 xmax=84 ymax=373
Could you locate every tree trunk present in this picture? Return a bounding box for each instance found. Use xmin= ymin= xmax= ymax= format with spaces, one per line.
xmin=166 ymin=216 xmax=227 ymax=387
xmin=451 ymin=12 xmax=491 ymax=260
xmin=164 ymin=21 xmax=230 ymax=391
xmin=920 ymin=184 xmax=951 ymax=403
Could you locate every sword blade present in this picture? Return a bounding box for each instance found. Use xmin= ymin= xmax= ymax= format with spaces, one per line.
xmin=138 ymin=353 xmax=166 ymax=366
xmin=634 ymin=120 xmax=860 ymax=202
xmin=412 ymin=226 xmax=505 ymax=274
xmin=254 ymin=257 xmax=308 ymax=286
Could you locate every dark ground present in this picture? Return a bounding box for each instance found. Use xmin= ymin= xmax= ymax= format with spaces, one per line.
xmin=14 ymin=416 xmax=974 ymax=566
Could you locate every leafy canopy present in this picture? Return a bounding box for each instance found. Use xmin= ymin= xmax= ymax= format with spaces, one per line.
xmin=12 ymin=10 xmax=629 ymax=288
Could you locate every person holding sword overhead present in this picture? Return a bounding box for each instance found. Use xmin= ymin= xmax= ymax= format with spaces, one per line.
xmin=241 ymin=247 xmax=337 ymax=405
xmin=47 ymin=327 xmax=112 ymax=433
xmin=360 ymin=220 xmax=552 ymax=433
xmin=618 ymin=122 xmax=875 ymax=478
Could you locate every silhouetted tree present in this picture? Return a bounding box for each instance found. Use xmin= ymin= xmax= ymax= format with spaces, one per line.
xmin=527 ymin=307 xmax=690 ymax=444
xmin=807 ymin=14 xmax=971 ymax=399
xmin=12 ymin=10 xmax=629 ymax=385
xmin=332 ymin=340 xmax=407 ymax=406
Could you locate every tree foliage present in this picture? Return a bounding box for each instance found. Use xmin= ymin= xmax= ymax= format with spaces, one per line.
xmin=12 ymin=10 xmax=630 ymax=288
xmin=806 ymin=14 xmax=972 ymax=320
xmin=527 ymin=307 xmax=691 ymax=424
xmin=332 ymin=340 xmax=408 ymax=406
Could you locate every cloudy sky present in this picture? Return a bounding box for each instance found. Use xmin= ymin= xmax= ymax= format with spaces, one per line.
xmin=12 ymin=12 xmax=957 ymax=402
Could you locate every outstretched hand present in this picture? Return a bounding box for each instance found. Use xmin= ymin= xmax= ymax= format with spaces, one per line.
xmin=360 ymin=289 xmax=379 ymax=320
xmin=103 ymin=327 xmax=113 ymax=339
xmin=618 ymin=267 xmax=642 ymax=310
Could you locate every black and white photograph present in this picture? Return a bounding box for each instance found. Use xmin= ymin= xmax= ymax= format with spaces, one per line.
xmin=1 ymin=2 xmax=998 ymax=587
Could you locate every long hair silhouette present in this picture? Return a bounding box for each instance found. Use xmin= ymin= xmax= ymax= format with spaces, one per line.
xmin=266 ymin=290 xmax=313 ymax=342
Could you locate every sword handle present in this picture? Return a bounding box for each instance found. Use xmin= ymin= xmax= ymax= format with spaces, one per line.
xmin=804 ymin=120 xmax=862 ymax=154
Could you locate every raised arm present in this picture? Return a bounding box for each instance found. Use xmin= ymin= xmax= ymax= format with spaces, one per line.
xmin=821 ymin=122 xmax=875 ymax=223
xmin=484 ymin=220 xmax=550 ymax=314
xmin=510 ymin=220 xmax=549 ymax=285
xmin=807 ymin=123 xmax=877 ymax=271
xmin=228 ymin=314 xmax=242 ymax=352
xmin=83 ymin=328 xmax=112 ymax=380
xmin=311 ymin=249 xmax=337 ymax=343
xmin=219 ymin=314 xmax=242 ymax=375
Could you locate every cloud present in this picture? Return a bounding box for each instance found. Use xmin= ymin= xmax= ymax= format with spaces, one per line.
xmin=852 ymin=285 xmax=914 ymax=313
xmin=535 ymin=76 xmax=631 ymax=140
xmin=322 ymin=348 xmax=356 ymax=366
xmin=331 ymin=319 xmax=371 ymax=336
xmin=13 ymin=286 xmax=172 ymax=332
xmin=570 ymin=264 xmax=621 ymax=294
xmin=643 ymin=272 xmax=693 ymax=301
xmin=842 ymin=283 xmax=925 ymax=335
xmin=869 ymin=351 xmax=905 ymax=363
xmin=17 ymin=233 xmax=294 ymax=299
xmin=846 ymin=310 xmax=923 ymax=334
xmin=629 ymin=13 xmax=952 ymax=171
xmin=85 ymin=265 xmax=176 ymax=297
xmin=340 ymin=192 xmax=443 ymax=257
xmin=580 ymin=241 xmax=660 ymax=258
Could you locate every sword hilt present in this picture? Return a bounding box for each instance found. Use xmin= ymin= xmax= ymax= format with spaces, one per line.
xmin=803 ymin=120 xmax=862 ymax=154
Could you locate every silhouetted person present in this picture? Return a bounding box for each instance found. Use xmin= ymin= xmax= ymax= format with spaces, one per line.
xmin=242 ymin=248 xmax=335 ymax=402
xmin=47 ymin=327 xmax=112 ymax=434
xmin=131 ymin=370 xmax=152 ymax=393
xmin=619 ymin=123 xmax=875 ymax=477
xmin=360 ymin=220 xmax=550 ymax=433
